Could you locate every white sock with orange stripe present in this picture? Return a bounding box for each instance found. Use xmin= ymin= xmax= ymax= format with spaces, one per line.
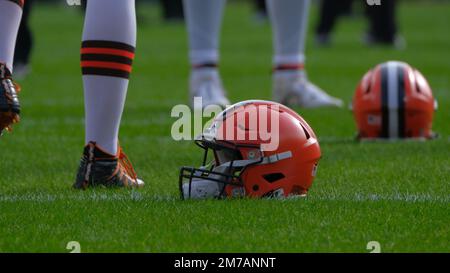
xmin=0 ymin=0 xmax=24 ymax=72
xmin=81 ymin=0 xmax=136 ymax=155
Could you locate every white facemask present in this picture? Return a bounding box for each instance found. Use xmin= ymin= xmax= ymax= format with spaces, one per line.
xmin=181 ymin=164 xmax=231 ymax=199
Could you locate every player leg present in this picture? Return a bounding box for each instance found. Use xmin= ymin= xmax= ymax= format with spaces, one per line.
xmin=182 ymin=0 xmax=229 ymax=109
xmin=365 ymin=0 xmax=404 ymax=49
xmin=267 ymin=0 xmax=343 ymax=108
xmin=0 ymin=0 xmax=24 ymax=135
xmin=73 ymin=0 xmax=143 ymax=189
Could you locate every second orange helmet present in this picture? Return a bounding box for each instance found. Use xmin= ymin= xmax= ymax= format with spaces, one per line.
xmin=352 ymin=61 xmax=437 ymax=140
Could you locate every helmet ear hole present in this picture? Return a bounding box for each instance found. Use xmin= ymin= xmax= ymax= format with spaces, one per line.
xmin=263 ymin=173 xmax=285 ymax=183
xmin=365 ymin=82 xmax=372 ymax=94
xmin=412 ymin=70 xmax=421 ymax=93
xmin=365 ymin=72 xmax=373 ymax=93
xmin=415 ymin=80 xmax=422 ymax=93
xmin=300 ymin=124 xmax=311 ymax=139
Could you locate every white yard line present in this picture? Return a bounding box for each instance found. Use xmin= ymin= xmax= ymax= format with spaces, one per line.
xmin=0 ymin=192 xmax=448 ymax=203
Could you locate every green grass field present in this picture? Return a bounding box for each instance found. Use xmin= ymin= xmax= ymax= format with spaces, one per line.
xmin=0 ymin=2 xmax=449 ymax=252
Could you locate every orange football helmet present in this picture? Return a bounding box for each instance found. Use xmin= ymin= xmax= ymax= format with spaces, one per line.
xmin=352 ymin=61 xmax=437 ymax=140
xmin=179 ymin=100 xmax=321 ymax=199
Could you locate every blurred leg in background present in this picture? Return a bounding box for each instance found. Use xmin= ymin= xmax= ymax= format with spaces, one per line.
xmin=364 ymin=0 xmax=404 ymax=49
xmin=314 ymin=0 xmax=404 ymax=49
xmin=253 ymin=0 xmax=268 ymax=23
xmin=14 ymin=0 xmax=33 ymax=79
xmin=315 ymin=0 xmax=353 ymax=46
xmin=160 ymin=0 xmax=184 ymax=22
xmin=182 ymin=0 xmax=229 ymax=109
xmin=268 ymin=0 xmax=343 ymax=108
xmin=183 ymin=0 xmax=342 ymax=108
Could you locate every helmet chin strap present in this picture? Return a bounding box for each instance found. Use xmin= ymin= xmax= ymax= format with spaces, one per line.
xmin=182 ymin=151 xmax=293 ymax=199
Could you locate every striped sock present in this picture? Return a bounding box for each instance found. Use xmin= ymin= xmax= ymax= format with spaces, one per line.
xmin=81 ymin=41 xmax=135 ymax=155
xmin=192 ymin=63 xmax=217 ymax=70
xmin=81 ymin=40 xmax=135 ymax=79
xmin=81 ymin=0 xmax=136 ymax=155
xmin=274 ymin=63 xmax=305 ymax=72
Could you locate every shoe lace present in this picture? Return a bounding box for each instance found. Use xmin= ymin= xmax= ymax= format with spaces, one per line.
xmin=1 ymin=77 xmax=21 ymax=97
xmin=83 ymin=143 xmax=96 ymax=187
xmin=0 ymin=79 xmax=21 ymax=133
xmin=118 ymin=147 xmax=138 ymax=181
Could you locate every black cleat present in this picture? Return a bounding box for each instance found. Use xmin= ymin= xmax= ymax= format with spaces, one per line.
xmin=0 ymin=63 xmax=21 ymax=136
xmin=73 ymin=141 xmax=145 ymax=189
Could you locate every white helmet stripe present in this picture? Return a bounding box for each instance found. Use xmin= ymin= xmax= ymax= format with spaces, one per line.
xmin=260 ymin=151 xmax=293 ymax=165
xmin=387 ymin=61 xmax=399 ymax=138
xmin=218 ymin=151 xmax=293 ymax=168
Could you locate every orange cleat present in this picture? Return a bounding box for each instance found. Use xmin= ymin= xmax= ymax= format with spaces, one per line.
xmin=73 ymin=141 xmax=145 ymax=189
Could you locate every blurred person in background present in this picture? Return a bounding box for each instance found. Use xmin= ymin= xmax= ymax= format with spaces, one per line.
xmin=14 ymin=0 xmax=33 ymax=79
xmin=315 ymin=0 xmax=405 ymax=49
xmin=81 ymin=0 xmax=184 ymax=23
xmin=183 ymin=0 xmax=343 ymax=109
xmin=253 ymin=0 xmax=268 ymax=23
xmin=160 ymin=0 xmax=183 ymax=22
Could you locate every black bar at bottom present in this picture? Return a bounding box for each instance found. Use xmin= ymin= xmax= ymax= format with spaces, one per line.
xmin=0 ymin=253 xmax=445 ymax=272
